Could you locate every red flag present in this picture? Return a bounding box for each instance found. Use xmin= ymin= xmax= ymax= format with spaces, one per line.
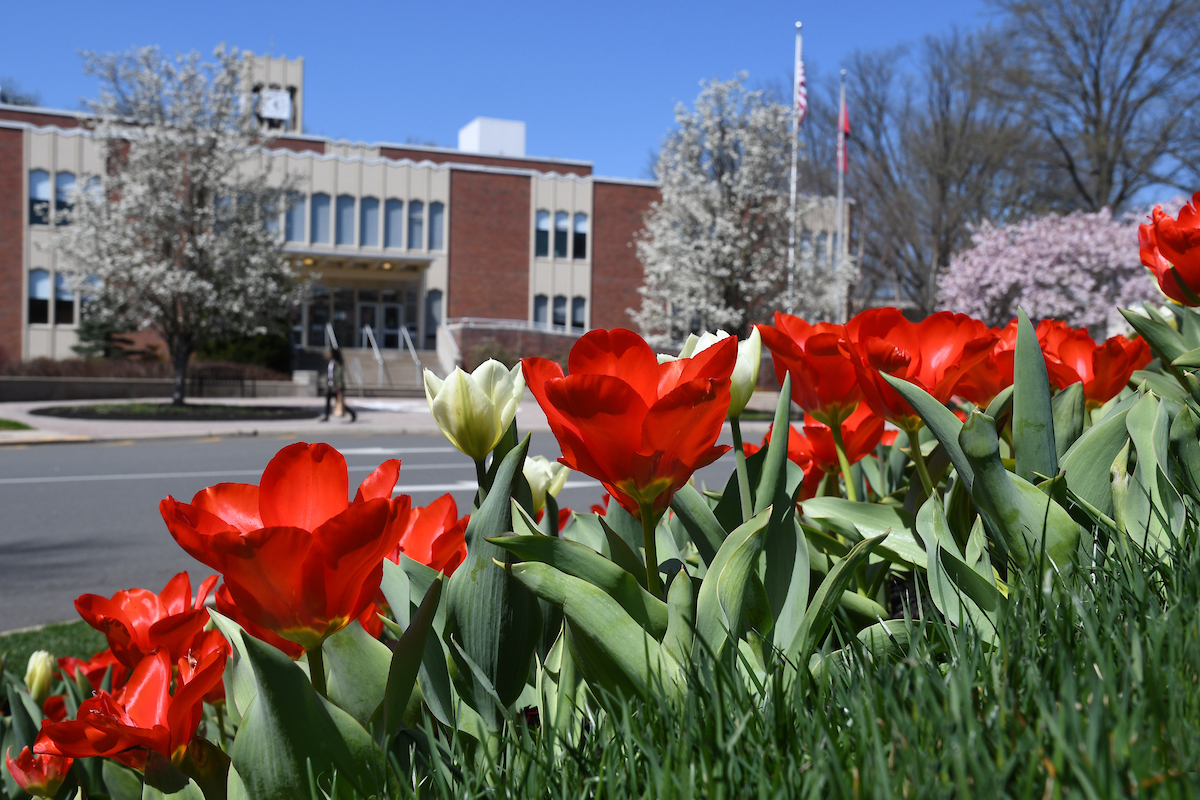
xmin=795 ymin=60 xmax=808 ymax=125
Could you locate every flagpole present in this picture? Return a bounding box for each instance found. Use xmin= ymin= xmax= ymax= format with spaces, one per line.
xmin=834 ymin=70 xmax=847 ymax=324
xmin=786 ymin=22 xmax=802 ymax=316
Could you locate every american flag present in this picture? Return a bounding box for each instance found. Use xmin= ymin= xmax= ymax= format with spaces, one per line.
xmin=795 ymin=59 xmax=808 ymax=126
xmin=836 ymin=83 xmax=850 ymax=173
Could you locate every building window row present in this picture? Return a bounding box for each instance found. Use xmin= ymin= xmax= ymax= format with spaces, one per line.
xmin=284 ymin=193 xmax=444 ymax=251
xmin=532 ymin=294 xmax=586 ymax=331
xmin=535 ymin=210 xmax=588 ymax=260
xmin=28 ymin=269 xmax=78 ymax=325
xmin=29 ymin=170 xmax=77 ymax=226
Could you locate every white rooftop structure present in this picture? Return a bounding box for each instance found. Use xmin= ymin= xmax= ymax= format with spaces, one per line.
xmin=457 ymin=117 xmax=526 ymax=157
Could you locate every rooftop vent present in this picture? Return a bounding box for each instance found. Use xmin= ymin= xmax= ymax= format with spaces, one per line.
xmin=458 ymin=117 xmax=525 ymax=157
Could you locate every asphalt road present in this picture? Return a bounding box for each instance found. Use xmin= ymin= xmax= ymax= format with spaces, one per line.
xmin=0 ymin=430 xmax=740 ymax=632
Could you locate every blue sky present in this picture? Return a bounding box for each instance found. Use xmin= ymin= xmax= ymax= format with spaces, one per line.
xmin=1 ymin=1 xmax=991 ymax=178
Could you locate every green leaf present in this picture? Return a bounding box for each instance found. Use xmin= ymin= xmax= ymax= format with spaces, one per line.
xmin=716 ymin=526 xmax=773 ymax=648
xmin=600 ymin=499 xmax=645 ymax=553
xmin=103 ymin=760 xmax=144 ymax=800
xmin=510 ymin=562 xmax=683 ymax=700
xmin=662 ymin=567 xmax=695 ymax=666
xmin=323 ymin=621 xmax=392 ymax=729
xmin=1173 ymin=345 xmax=1200 ymax=369
xmin=1059 ymin=400 xmax=1132 ymax=519
xmin=208 ymin=612 xmax=262 ymax=719
xmin=384 ymin=576 xmax=444 ymax=737
xmin=914 ymin=498 xmax=1000 ymax=644
xmin=1170 ymin=407 xmax=1200 ymax=502
xmin=668 ymin=483 xmax=727 ymax=566
xmin=801 ymin=497 xmax=926 ymax=570
xmin=510 ymin=499 xmax=543 ymax=539
xmin=959 ymin=411 xmax=1080 ymax=570
xmin=754 ymin=373 xmax=793 ymax=516
xmin=787 ymin=534 xmax=886 ymax=663
xmin=1051 ymin=382 xmax=1086 ymax=459
xmin=1124 ymin=393 xmax=1185 ymax=554
xmin=1012 ymin=309 xmax=1058 ymax=482
xmin=598 ymin=515 xmax=648 ymax=585
xmin=811 ymin=619 xmax=914 ymax=680
xmin=444 ymin=433 xmax=542 ymax=725
xmin=713 ymin=445 xmax=769 ymax=533
xmin=231 ymin=634 xmax=388 ymax=800
xmin=1122 ymin=308 xmax=1188 ymax=365
xmin=881 ymin=373 xmax=974 ymax=490
xmin=769 ymin=519 xmax=811 ymax=655
xmin=984 ymin=385 xmax=1015 ymax=420
xmin=489 ymin=534 xmax=668 ymax=638
xmin=695 ymin=507 xmax=773 ymax=660
xmin=5 ymin=685 xmax=40 ymax=751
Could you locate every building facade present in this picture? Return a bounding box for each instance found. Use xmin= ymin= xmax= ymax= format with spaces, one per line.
xmin=0 ymin=54 xmax=661 ymax=368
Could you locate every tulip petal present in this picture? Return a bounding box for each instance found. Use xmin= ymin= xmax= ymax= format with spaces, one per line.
xmin=120 ymin=651 xmax=171 ymax=731
xmin=160 ymin=497 xmax=243 ymax=572
xmin=215 ymin=526 xmax=320 ymax=646
xmin=354 ymin=459 xmax=401 ymax=503
xmin=430 ymin=368 xmax=503 ymax=461
xmin=157 ymin=572 xmax=192 ymax=616
xmin=166 ymin=648 xmax=227 ymax=755
xmin=542 ymin=373 xmax=648 ymax=485
xmin=259 ymin=442 xmax=350 ymax=530
xmin=567 ymin=328 xmax=663 ymax=406
xmin=190 ymin=483 xmax=262 ymax=533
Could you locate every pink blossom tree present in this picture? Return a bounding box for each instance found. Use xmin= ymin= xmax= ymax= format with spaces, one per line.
xmin=938 ymin=208 xmax=1158 ymax=330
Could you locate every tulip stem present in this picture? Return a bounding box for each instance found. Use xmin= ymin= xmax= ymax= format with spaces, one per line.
xmin=474 ymin=458 xmax=488 ymax=504
xmin=829 ymin=422 xmax=859 ymax=503
xmin=906 ymin=426 xmax=935 ymax=498
xmin=639 ymin=503 xmax=663 ymax=599
xmin=306 ymin=645 xmax=327 ymax=699
xmin=730 ymin=417 xmax=754 ymax=521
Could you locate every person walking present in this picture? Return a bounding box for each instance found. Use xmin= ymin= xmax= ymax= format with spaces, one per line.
xmin=321 ymin=348 xmax=357 ymax=422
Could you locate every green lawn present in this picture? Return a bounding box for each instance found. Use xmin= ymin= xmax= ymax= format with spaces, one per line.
xmin=0 ymin=418 xmax=31 ymax=430
xmin=0 ymin=620 xmax=105 ymax=677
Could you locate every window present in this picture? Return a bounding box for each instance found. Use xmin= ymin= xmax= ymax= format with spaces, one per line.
xmin=408 ymin=201 xmax=424 ymax=251
xmin=535 ymin=210 xmax=550 ymax=257
xmin=335 ymin=195 xmax=355 ymax=245
xmin=55 ymin=172 xmax=76 ymax=225
xmin=573 ymin=213 xmax=588 ymax=259
xmin=263 ymin=200 xmax=280 ymax=237
xmin=310 ymin=193 xmax=331 ymax=244
xmin=554 ymin=212 xmax=569 ymax=258
xmin=429 ymin=202 xmax=444 ymax=250
xmin=308 ymin=284 xmax=331 ymax=346
xmin=533 ymin=294 xmax=548 ymax=328
xmin=28 ymin=269 xmax=49 ymax=323
xmin=360 ymin=197 xmax=379 ymax=247
xmin=424 ymin=289 xmax=443 ymax=349
xmin=384 ymin=199 xmax=404 ymax=248
xmin=815 ymin=233 xmax=827 ymax=269
xmin=332 ymin=287 xmax=355 ymax=347
xmin=55 ymin=273 xmax=75 ymax=325
xmin=571 ymin=296 xmax=586 ymax=331
xmin=29 ymin=170 xmax=50 ymax=225
xmin=285 ymin=193 xmax=306 ymax=242
xmin=552 ymin=295 xmax=567 ymax=329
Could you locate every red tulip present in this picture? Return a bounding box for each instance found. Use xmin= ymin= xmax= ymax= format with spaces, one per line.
xmin=160 ymin=443 xmax=408 ymax=653
xmin=385 ymin=493 xmax=468 ymax=575
xmin=758 ymin=314 xmax=862 ymax=426
xmin=74 ymin=572 xmax=217 ymax=670
xmin=1038 ymin=320 xmax=1150 ymax=407
xmin=846 ymin=308 xmax=997 ymax=430
xmin=956 ymin=320 xmax=1019 ymax=406
xmin=214 ymin=583 xmax=305 ymax=659
xmin=523 ymin=328 xmax=736 ymax=519
xmin=747 ymin=405 xmax=885 ymax=500
xmin=57 ymin=648 xmax=130 ymax=693
xmin=744 ymin=424 xmax=822 ymax=500
xmin=35 ymin=647 xmax=226 ymax=770
xmin=6 ymin=740 xmax=71 ymax=798
xmin=1139 ymin=191 xmax=1200 ymax=305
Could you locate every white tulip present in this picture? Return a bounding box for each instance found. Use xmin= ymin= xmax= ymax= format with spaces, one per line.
xmin=679 ymin=328 xmax=761 ymax=418
xmin=424 ymin=360 xmax=526 ymax=462
xmin=523 ymin=455 xmax=571 ymax=513
xmin=24 ymin=650 xmax=55 ymax=705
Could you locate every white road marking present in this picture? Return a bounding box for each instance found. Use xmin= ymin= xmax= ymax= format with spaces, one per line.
xmin=0 ymin=462 xmax=473 ymax=485
xmin=336 ymin=447 xmax=455 ymax=455
xmin=393 ymin=479 xmax=601 ymax=494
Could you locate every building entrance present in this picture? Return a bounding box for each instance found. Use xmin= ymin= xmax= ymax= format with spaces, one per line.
xmin=359 ymin=302 xmax=404 ymax=348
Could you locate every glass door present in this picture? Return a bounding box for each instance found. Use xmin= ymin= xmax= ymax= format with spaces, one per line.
xmin=382 ymin=303 xmax=402 ymax=349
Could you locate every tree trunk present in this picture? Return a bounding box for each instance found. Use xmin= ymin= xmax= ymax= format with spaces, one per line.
xmin=171 ymin=344 xmax=192 ymax=406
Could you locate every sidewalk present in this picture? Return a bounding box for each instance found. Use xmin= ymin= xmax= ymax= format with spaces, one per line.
xmin=0 ymin=390 xmax=783 ymax=446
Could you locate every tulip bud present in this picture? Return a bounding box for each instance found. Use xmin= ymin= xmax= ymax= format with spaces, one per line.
xmin=24 ymin=651 xmax=54 ymax=705
xmin=680 ymin=328 xmax=761 ymax=419
xmin=424 ymin=360 xmax=526 ymax=462
xmin=6 ymin=743 xmax=72 ymax=798
xmin=523 ymin=456 xmax=570 ymax=513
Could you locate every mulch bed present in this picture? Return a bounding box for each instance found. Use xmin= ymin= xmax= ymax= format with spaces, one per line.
xmin=30 ymin=403 xmax=323 ymax=422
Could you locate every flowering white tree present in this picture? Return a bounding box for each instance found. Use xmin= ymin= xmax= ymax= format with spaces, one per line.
xmin=938 ymin=208 xmax=1158 ymax=331
xmin=61 ymin=46 xmax=303 ymax=404
xmin=634 ymin=75 xmax=824 ymax=344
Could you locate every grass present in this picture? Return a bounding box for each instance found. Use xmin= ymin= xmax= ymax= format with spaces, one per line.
xmin=395 ymin=539 xmax=1200 ymax=798
xmin=29 ymin=403 xmax=320 ymax=422
xmin=0 ymin=418 xmax=31 ymax=430
xmin=0 ymin=620 xmax=105 ymax=679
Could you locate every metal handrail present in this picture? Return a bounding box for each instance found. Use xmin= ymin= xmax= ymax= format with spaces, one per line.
xmin=361 ymin=325 xmax=393 ymax=387
xmin=324 ymin=322 xmax=338 ymax=350
xmin=400 ymin=326 xmax=423 ymax=384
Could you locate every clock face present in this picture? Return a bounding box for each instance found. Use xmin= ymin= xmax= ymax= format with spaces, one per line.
xmin=260 ymin=89 xmax=292 ymax=122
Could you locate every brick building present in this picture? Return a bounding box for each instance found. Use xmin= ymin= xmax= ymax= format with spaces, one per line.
xmin=0 ymin=54 xmax=660 ymax=373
